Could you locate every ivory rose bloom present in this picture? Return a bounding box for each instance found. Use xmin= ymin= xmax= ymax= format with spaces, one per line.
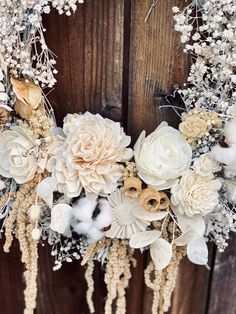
xmin=134 ymin=122 xmax=192 ymax=190
xmin=47 ymin=112 xmax=133 ymax=197
xmin=171 ymin=170 xmax=222 ymax=217
xmin=193 ymin=153 xmax=221 ymax=177
xmin=0 ymin=126 xmax=46 ymax=184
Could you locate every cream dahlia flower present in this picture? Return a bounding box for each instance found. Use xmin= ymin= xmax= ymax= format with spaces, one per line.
xmin=0 ymin=126 xmax=46 ymax=184
xmin=47 ymin=112 xmax=133 ymax=198
xmin=134 ymin=122 xmax=192 ymax=190
xmin=171 ymin=170 xmax=222 ymax=217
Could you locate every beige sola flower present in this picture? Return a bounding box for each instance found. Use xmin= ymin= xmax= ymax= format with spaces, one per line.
xmin=47 ymin=112 xmax=133 ymax=198
xmin=105 ymin=189 xmax=167 ymax=239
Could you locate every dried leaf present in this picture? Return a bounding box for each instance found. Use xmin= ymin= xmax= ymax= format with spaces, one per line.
xmin=187 ymin=237 xmax=208 ymax=265
xmin=174 ymin=227 xmax=196 ymax=246
xmin=135 ymin=207 xmax=168 ymax=221
xmin=11 ymin=77 xmax=42 ymax=119
xmin=37 ymin=177 xmax=57 ymax=208
xmin=150 ymin=238 xmax=172 ymax=270
xmin=129 ymin=230 xmax=161 ymax=248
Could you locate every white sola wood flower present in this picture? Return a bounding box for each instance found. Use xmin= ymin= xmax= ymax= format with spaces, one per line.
xmin=47 ymin=112 xmax=133 ymax=198
xmin=105 ymin=189 xmax=167 ymax=239
xmin=171 ymin=170 xmax=222 ymax=217
xmin=134 ymin=122 xmax=192 ymax=190
xmin=0 ymin=126 xmax=47 ymax=184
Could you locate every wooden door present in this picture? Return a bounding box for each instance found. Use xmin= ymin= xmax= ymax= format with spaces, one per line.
xmin=0 ymin=1 xmax=236 ymax=313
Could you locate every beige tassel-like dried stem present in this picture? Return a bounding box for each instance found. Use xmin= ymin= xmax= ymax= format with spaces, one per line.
xmin=85 ymin=260 xmax=95 ymax=313
xmin=104 ymin=239 xmax=135 ymax=314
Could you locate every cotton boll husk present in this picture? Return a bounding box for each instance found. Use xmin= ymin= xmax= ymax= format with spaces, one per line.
xmin=72 ymin=221 xmax=93 ymax=234
xmin=223 ymin=120 xmax=236 ymax=145
xmin=73 ymin=197 xmax=97 ymax=221
xmin=93 ymin=199 xmax=113 ymax=230
xmin=86 ymin=227 xmax=103 ymax=243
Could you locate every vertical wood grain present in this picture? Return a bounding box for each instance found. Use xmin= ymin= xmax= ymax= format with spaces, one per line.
xmin=126 ymin=1 xmax=212 ymax=314
xmin=207 ymin=238 xmax=236 ymax=314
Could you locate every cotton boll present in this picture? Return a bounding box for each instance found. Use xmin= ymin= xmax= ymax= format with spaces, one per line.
xmin=224 ymin=179 xmax=236 ymax=204
xmin=223 ymin=120 xmax=236 ymax=145
xmin=72 ymin=221 xmax=93 ymax=234
xmin=86 ymin=227 xmax=103 ymax=244
xmin=73 ymin=197 xmax=97 ymax=222
xmin=93 ymin=199 xmax=113 ymax=230
xmin=211 ymin=145 xmax=236 ymax=165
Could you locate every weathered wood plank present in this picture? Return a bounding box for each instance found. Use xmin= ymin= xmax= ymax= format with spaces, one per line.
xmin=126 ymin=1 xmax=211 ymax=314
xmin=207 ymin=238 xmax=236 ymax=314
xmin=0 ymin=241 xmax=25 ymax=314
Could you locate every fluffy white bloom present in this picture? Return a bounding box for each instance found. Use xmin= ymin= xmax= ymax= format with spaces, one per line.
xmin=134 ymin=122 xmax=192 ymax=190
xmin=72 ymin=197 xmax=112 ymax=243
xmin=211 ymin=120 xmax=236 ymax=178
xmin=171 ymin=170 xmax=222 ymax=217
xmin=0 ymin=126 xmax=46 ymax=184
xmin=47 ymin=112 xmax=133 ymax=198
xmin=193 ymin=153 xmax=221 ymax=177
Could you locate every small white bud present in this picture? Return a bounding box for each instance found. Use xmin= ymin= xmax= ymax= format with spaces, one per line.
xmin=31 ymin=228 xmax=41 ymax=240
xmin=29 ymin=205 xmax=41 ymax=220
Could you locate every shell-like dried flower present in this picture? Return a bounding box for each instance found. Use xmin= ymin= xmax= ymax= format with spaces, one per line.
xmin=139 ymin=187 xmax=161 ymax=212
xmin=0 ymin=104 xmax=12 ymax=124
xmin=11 ymin=77 xmax=42 ymax=119
xmin=158 ymin=192 xmax=170 ymax=210
xmin=123 ymin=177 xmax=142 ymax=199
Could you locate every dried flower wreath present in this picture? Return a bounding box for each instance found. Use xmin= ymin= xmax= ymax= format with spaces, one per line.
xmin=0 ymin=0 xmax=236 ymax=313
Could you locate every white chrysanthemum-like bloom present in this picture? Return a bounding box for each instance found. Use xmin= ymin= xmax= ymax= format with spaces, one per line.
xmin=105 ymin=189 xmax=167 ymax=239
xmin=0 ymin=126 xmax=46 ymax=184
xmin=171 ymin=170 xmax=222 ymax=217
xmin=193 ymin=153 xmax=221 ymax=177
xmin=134 ymin=122 xmax=192 ymax=190
xmin=47 ymin=112 xmax=133 ymax=198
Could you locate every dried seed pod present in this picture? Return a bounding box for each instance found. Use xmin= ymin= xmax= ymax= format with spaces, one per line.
xmin=123 ymin=177 xmax=142 ymax=199
xmin=159 ymin=192 xmax=170 ymax=210
xmin=139 ymin=187 xmax=161 ymax=212
xmin=0 ymin=105 xmax=11 ymax=124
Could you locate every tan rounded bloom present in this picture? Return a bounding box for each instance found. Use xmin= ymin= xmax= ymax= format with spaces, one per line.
xmin=47 ymin=112 xmax=133 ymax=198
xmin=179 ymin=115 xmax=208 ymax=143
xmin=179 ymin=109 xmax=222 ymax=145
xmin=11 ymin=77 xmax=42 ymax=119
xmin=0 ymin=126 xmax=46 ymax=184
xmin=171 ymin=170 xmax=222 ymax=217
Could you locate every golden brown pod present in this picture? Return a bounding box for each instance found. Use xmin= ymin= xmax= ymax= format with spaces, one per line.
xmin=0 ymin=105 xmax=11 ymax=124
xmin=123 ymin=177 xmax=142 ymax=199
xmin=139 ymin=187 xmax=161 ymax=212
xmin=159 ymin=191 xmax=170 ymax=210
